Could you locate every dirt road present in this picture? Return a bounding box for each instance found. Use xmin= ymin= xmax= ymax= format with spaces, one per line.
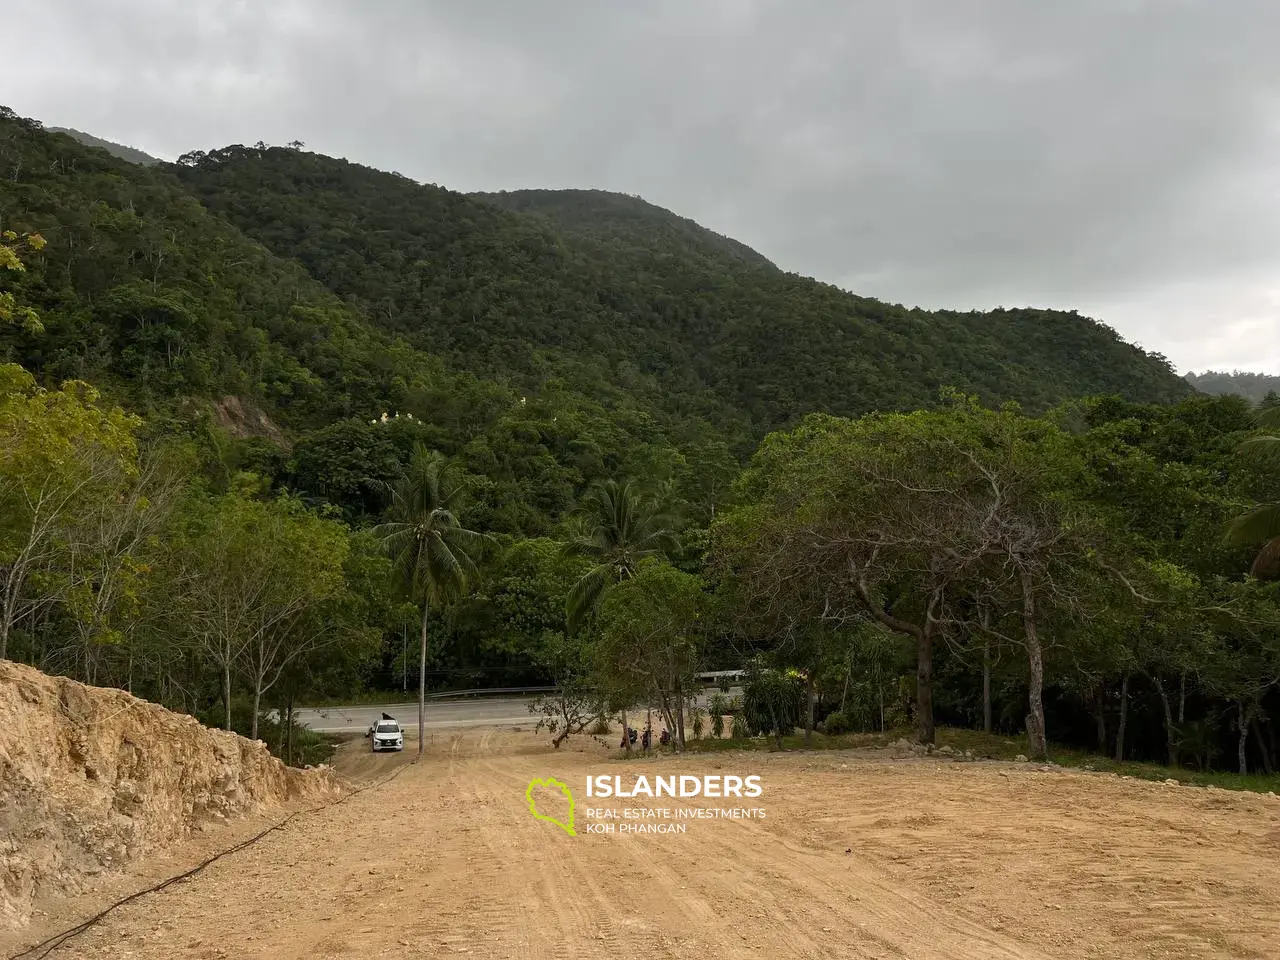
xmin=8 ymin=729 xmax=1280 ymax=959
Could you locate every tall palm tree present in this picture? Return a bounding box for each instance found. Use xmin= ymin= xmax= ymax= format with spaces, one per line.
xmin=564 ymin=478 xmax=679 ymax=634
xmin=1225 ymin=405 xmax=1280 ymax=580
xmin=375 ymin=446 xmax=488 ymax=755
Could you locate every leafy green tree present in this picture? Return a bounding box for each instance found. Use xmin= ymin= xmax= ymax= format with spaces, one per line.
xmin=60 ymin=447 xmax=184 ymax=684
xmin=0 ymin=364 xmax=139 ymax=660
xmin=1225 ymin=405 xmax=1280 ymax=579
xmin=594 ymin=559 xmax=705 ymax=750
xmin=0 ymin=230 xmax=46 ymax=333
xmin=564 ymin=478 xmax=678 ymax=634
xmin=375 ymin=445 xmax=489 ymax=755
xmin=485 ymin=537 xmax=589 ymax=661
xmin=172 ymin=491 xmax=350 ymax=737
xmin=527 ymin=630 xmax=607 ymax=749
xmin=1202 ymin=580 xmax=1280 ymax=772
xmin=715 ymin=407 xmax=990 ymax=745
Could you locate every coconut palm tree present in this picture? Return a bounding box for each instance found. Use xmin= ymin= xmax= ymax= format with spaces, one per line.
xmin=375 ymin=446 xmax=488 ymax=755
xmin=564 ymin=478 xmax=679 ymax=635
xmin=1225 ymin=405 xmax=1280 ymax=580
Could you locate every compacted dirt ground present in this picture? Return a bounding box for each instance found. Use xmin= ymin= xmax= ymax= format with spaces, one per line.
xmin=6 ymin=727 xmax=1280 ymax=960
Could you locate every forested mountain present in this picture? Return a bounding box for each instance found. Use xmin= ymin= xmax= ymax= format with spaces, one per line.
xmin=48 ymin=126 xmax=161 ymax=166
xmin=1186 ymin=370 xmax=1280 ymax=405
xmin=1 ymin=110 xmax=406 ymax=422
xmin=0 ymin=108 xmax=736 ymax=537
xmin=4 ymin=106 xmax=1279 ymax=777
xmin=172 ymin=145 xmax=1192 ymax=435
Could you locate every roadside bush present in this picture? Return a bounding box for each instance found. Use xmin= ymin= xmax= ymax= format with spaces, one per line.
xmin=690 ymin=706 xmax=706 ymax=740
xmin=823 ymin=710 xmax=851 ymax=735
xmin=742 ymin=667 xmax=803 ymax=737
xmin=707 ymin=693 xmax=729 ymax=737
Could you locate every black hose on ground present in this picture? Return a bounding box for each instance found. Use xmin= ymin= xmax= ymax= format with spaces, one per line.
xmin=8 ymin=760 xmax=415 ymax=960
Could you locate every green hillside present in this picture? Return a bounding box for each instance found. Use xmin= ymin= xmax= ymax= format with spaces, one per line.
xmin=476 ymin=188 xmax=1195 ymax=419
xmin=0 ymin=108 xmax=1197 ymax=533
xmin=0 ymin=110 xmax=405 ymax=422
xmin=0 ymin=109 xmax=735 ymax=536
xmin=172 ymin=146 xmax=1192 ymax=436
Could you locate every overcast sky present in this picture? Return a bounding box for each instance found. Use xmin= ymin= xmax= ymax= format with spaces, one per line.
xmin=8 ymin=0 xmax=1279 ymax=373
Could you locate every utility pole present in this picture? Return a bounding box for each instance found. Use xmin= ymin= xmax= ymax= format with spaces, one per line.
xmin=402 ymin=624 xmax=407 ymax=693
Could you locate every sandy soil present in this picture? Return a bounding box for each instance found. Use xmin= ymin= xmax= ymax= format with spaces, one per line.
xmin=6 ymin=727 xmax=1280 ymax=960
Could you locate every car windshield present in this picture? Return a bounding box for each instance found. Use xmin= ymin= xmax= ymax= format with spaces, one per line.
xmin=375 ymin=722 xmax=399 ymax=734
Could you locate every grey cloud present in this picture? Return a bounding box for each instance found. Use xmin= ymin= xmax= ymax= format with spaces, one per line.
xmin=8 ymin=0 xmax=1279 ymax=371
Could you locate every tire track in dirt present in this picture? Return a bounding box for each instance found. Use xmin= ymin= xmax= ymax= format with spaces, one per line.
xmin=472 ymin=741 xmax=1037 ymax=959
xmin=10 ymin=728 xmax=1280 ymax=960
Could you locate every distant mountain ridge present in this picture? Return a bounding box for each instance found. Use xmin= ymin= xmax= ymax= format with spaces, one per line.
xmin=1186 ymin=370 xmax=1280 ymax=404
xmin=48 ymin=126 xmax=160 ymax=166
xmin=473 ymin=188 xmax=777 ymax=272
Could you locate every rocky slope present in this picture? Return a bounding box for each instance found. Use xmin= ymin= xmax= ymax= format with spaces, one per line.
xmin=0 ymin=661 xmax=340 ymax=927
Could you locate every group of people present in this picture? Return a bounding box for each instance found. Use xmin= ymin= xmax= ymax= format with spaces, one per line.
xmin=619 ymin=722 xmax=672 ymax=750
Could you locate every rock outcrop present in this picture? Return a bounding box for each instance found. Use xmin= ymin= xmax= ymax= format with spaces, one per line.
xmin=0 ymin=661 xmax=339 ymax=926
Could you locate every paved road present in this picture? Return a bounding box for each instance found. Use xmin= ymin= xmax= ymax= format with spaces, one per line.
xmin=294 ymin=687 xmax=744 ymax=735
xmin=293 ymin=698 xmax=540 ymax=734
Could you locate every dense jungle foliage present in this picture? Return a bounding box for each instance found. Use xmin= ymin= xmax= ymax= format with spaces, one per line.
xmin=3 ymin=107 xmax=1277 ymax=776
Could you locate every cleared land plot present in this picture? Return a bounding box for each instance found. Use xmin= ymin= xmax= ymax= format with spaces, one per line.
xmin=7 ymin=728 xmax=1280 ymax=959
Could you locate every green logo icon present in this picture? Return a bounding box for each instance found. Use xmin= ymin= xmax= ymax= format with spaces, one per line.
xmin=526 ymin=777 xmax=576 ymax=836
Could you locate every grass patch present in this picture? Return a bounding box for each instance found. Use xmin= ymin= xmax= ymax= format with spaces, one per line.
xmin=639 ymin=730 xmax=887 ymax=755
xmin=639 ymin=725 xmax=1280 ymax=795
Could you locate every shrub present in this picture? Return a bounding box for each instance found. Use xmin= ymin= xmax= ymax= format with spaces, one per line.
xmin=707 ymin=693 xmax=729 ymax=738
xmin=823 ymin=710 xmax=851 ymax=735
xmin=742 ymin=667 xmax=803 ymax=737
xmin=690 ymin=706 xmax=706 ymax=740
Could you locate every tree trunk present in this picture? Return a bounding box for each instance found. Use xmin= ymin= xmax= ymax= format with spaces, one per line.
xmin=982 ymin=641 xmax=993 ymax=734
xmin=804 ymin=669 xmax=815 ymax=747
xmin=276 ymin=702 xmax=288 ymax=757
xmin=658 ymin=694 xmax=678 ymax=748
xmin=1238 ymin=702 xmax=1250 ymax=775
xmin=1178 ymin=672 xmax=1187 ymax=724
xmin=1115 ymin=672 xmax=1130 ymax=763
xmin=286 ymin=699 xmax=294 ymax=766
xmin=620 ymin=706 xmax=631 ymax=756
xmin=418 ymin=599 xmax=429 ymax=758
xmin=916 ymin=629 xmax=935 ymax=745
xmin=1019 ymin=571 xmax=1047 ymax=761
xmin=223 ymin=659 xmax=233 ymax=732
xmin=1093 ymin=685 xmax=1108 ymax=753
xmin=1265 ymin=717 xmax=1278 ymax=774
xmin=841 ymin=662 xmax=851 ymax=714
xmin=1252 ymin=718 xmax=1273 ymax=775
xmin=1152 ymin=675 xmax=1177 ymax=767
xmin=674 ymin=676 xmax=686 ymax=751
xmin=251 ymin=682 xmax=262 ymax=742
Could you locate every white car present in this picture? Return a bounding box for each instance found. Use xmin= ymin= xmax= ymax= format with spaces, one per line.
xmin=368 ymin=718 xmax=404 ymax=752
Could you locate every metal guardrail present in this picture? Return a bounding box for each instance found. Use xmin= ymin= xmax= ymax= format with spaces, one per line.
xmin=425 ymin=685 xmax=556 ymax=700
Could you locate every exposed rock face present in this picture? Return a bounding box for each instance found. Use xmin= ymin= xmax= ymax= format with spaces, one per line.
xmin=0 ymin=661 xmax=339 ymax=927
